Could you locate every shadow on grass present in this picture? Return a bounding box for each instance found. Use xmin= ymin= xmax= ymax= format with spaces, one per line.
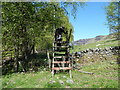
xmin=2 ymin=52 xmax=50 ymax=75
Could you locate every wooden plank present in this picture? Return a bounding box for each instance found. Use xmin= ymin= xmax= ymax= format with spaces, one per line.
xmin=54 ymin=51 xmax=69 ymax=54
xmin=54 ymin=41 xmax=68 ymax=43
xmin=78 ymin=70 xmax=94 ymax=75
xmin=54 ymin=50 xmax=67 ymax=52
xmin=54 ymin=53 xmax=66 ymax=56
xmin=52 ymin=67 xmax=71 ymax=70
xmin=54 ymin=46 xmax=69 ymax=48
xmin=54 ymin=56 xmax=67 ymax=58
xmin=53 ymin=61 xmax=70 ymax=63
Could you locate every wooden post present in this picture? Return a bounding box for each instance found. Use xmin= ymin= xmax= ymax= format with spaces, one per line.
xmin=52 ymin=42 xmax=55 ymax=77
xmin=67 ymin=41 xmax=72 ymax=78
xmin=71 ymin=54 xmax=74 ymax=70
xmin=47 ymin=50 xmax=51 ymax=69
xmin=62 ymin=56 xmax=65 ymax=68
xmin=68 ymin=29 xmax=72 ymax=42
xmin=69 ymin=55 xmax=72 ymax=78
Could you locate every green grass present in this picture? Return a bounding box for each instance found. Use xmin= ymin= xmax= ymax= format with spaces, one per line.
xmin=1 ymin=34 xmax=119 ymax=88
xmin=2 ymin=59 xmax=118 ymax=88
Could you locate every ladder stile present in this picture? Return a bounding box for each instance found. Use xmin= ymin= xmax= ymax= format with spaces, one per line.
xmin=52 ymin=27 xmax=72 ymax=78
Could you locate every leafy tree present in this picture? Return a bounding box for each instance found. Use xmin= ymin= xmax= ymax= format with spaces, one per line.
xmin=105 ymin=2 xmax=120 ymax=39
xmin=2 ymin=2 xmax=84 ymax=73
xmin=2 ymin=2 xmax=37 ymax=72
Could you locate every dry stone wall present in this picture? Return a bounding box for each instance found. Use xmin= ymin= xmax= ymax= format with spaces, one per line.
xmin=72 ymin=46 xmax=120 ymax=64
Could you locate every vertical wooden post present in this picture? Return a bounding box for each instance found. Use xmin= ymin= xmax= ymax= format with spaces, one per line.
xmin=52 ymin=42 xmax=54 ymax=77
xmin=47 ymin=50 xmax=51 ymax=69
xmin=62 ymin=56 xmax=65 ymax=68
xmin=72 ymin=54 xmax=73 ymax=70
xmin=69 ymin=57 xmax=72 ymax=78
xmin=52 ymin=4 xmax=56 ymax=77
xmin=67 ymin=40 xmax=72 ymax=78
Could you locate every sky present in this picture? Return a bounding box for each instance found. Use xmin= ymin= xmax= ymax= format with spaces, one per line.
xmin=68 ymin=2 xmax=110 ymax=41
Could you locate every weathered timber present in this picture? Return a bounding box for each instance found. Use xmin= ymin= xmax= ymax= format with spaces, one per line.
xmin=53 ymin=56 xmax=67 ymax=59
xmin=52 ymin=27 xmax=72 ymax=78
xmin=52 ymin=67 xmax=72 ymax=70
xmin=53 ymin=61 xmax=70 ymax=63
xmin=78 ymin=70 xmax=94 ymax=75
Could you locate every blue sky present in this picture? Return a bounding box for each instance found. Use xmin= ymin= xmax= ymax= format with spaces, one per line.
xmin=68 ymin=2 xmax=110 ymax=41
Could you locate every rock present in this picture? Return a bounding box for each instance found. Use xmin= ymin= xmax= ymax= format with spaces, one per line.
xmin=49 ymin=80 xmax=56 ymax=84
xmin=66 ymin=85 xmax=70 ymax=88
xmin=62 ymin=76 xmax=66 ymax=78
xmin=43 ymin=68 xmax=46 ymax=71
xmin=66 ymin=79 xmax=74 ymax=84
xmin=110 ymin=61 xmax=116 ymax=64
xmin=41 ymin=71 xmax=44 ymax=73
xmin=59 ymin=80 xmax=64 ymax=85
xmin=57 ymin=77 xmax=59 ymax=79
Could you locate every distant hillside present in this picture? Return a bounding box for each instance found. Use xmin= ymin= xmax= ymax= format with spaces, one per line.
xmin=73 ymin=34 xmax=119 ymax=52
xmin=73 ymin=35 xmax=107 ymax=45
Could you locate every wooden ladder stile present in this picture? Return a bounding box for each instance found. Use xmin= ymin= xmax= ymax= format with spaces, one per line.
xmin=52 ymin=28 xmax=72 ymax=78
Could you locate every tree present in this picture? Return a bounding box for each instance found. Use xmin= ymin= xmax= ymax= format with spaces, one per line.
xmin=2 ymin=2 xmax=37 ymax=72
xmin=105 ymin=2 xmax=120 ymax=39
xmin=2 ymin=2 xmax=84 ymax=73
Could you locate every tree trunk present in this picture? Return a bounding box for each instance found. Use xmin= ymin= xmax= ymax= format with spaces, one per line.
xmin=15 ymin=47 xmax=19 ymax=72
xmin=32 ymin=44 xmax=35 ymax=54
xmin=47 ymin=50 xmax=51 ymax=69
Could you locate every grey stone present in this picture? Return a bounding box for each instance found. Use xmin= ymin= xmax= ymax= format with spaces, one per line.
xmin=49 ymin=80 xmax=56 ymax=84
xmin=57 ymin=77 xmax=59 ymax=79
xmin=66 ymin=86 xmax=70 ymax=88
xmin=66 ymin=79 xmax=74 ymax=84
xmin=59 ymin=80 xmax=64 ymax=85
xmin=62 ymin=76 xmax=66 ymax=78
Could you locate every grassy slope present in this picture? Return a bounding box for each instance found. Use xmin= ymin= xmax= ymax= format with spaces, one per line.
xmin=1 ymin=34 xmax=119 ymax=88
xmin=2 ymin=59 xmax=118 ymax=88
xmin=74 ymin=35 xmax=119 ymax=52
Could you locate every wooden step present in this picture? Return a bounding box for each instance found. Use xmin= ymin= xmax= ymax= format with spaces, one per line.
xmin=54 ymin=52 xmax=67 ymax=54
xmin=54 ymin=53 xmax=66 ymax=55
xmin=54 ymin=48 xmax=67 ymax=52
xmin=54 ymin=41 xmax=68 ymax=43
xmin=53 ymin=61 xmax=70 ymax=63
xmin=54 ymin=46 xmax=69 ymax=48
xmin=52 ymin=67 xmax=71 ymax=70
xmin=54 ymin=56 xmax=67 ymax=58
xmin=54 ymin=50 xmax=67 ymax=52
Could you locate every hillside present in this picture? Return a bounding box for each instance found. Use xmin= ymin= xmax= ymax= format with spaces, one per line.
xmin=73 ymin=34 xmax=119 ymax=52
xmin=73 ymin=35 xmax=106 ymax=45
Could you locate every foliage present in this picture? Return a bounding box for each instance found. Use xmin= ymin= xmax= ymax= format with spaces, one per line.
xmin=105 ymin=2 xmax=120 ymax=39
xmin=2 ymin=2 xmax=84 ymax=73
